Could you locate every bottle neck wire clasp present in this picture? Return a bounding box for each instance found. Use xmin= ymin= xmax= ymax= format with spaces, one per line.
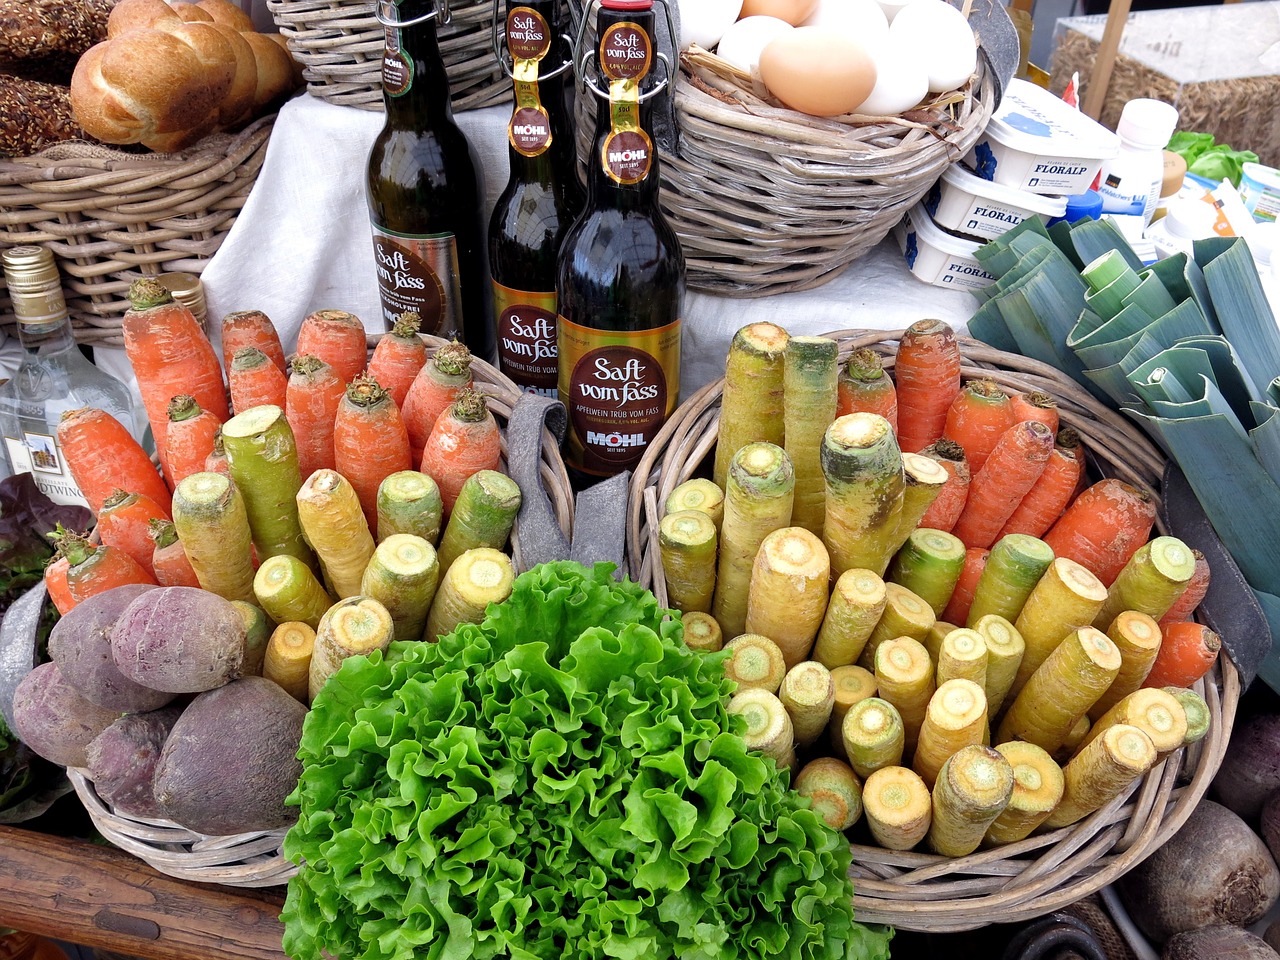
xmin=376 ymin=0 xmax=452 ymax=29
xmin=571 ymin=0 xmax=675 ymax=104
xmin=490 ymin=0 xmax=577 ymax=81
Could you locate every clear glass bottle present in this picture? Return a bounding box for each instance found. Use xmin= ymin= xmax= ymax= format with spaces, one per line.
xmin=0 ymin=246 xmax=140 ymax=507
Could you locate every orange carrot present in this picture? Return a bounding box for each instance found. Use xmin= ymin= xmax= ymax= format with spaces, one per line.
xmin=1142 ymin=621 xmax=1220 ymax=689
xmin=122 ymin=278 xmax=228 ymax=464
xmin=951 ymin=421 xmax=1055 ymax=550
xmin=368 ymin=311 xmax=428 ymax=409
xmin=419 ymin=388 xmax=502 ymax=516
xmin=402 ymin=341 xmax=475 ymax=464
xmin=836 ymin=348 xmax=898 ymax=433
xmin=229 ymin=347 xmax=289 ymax=416
xmin=59 ymin=529 xmax=155 ymax=609
xmin=96 ymin=489 xmax=168 ymax=580
xmin=1044 ymin=479 xmax=1157 ymax=587
xmin=1009 ymin=391 xmax=1059 ymax=436
xmin=286 ymin=355 xmax=346 ymax=480
xmin=941 ymin=547 xmax=989 ymax=627
xmin=333 ymin=374 xmax=413 ymax=529
xmin=1158 ymin=550 xmax=1211 ymax=627
xmin=43 ymin=529 xmax=74 ymax=615
xmin=942 ymin=379 xmax=1013 ymax=474
xmin=204 ymin=429 xmax=230 ymax=476
xmin=996 ymin=428 xmax=1085 ymax=540
xmin=163 ymin=395 xmax=222 ymax=491
xmin=57 ymin=407 xmax=172 ymax=518
xmin=295 ymin=309 xmax=368 ymax=386
xmin=894 ymin=319 xmax=962 ymax=453
xmin=918 ymin=439 xmax=970 ymax=533
xmin=149 ymin=519 xmax=200 ymax=588
xmin=221 ymin=309 xmax=287 ymax=378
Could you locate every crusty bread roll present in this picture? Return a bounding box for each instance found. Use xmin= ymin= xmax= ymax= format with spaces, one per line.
xmin=240 ymin=30 xmax=298 ymax=111
xmin=106 ymin=0 xmax=180 ymax=36
xmin=196 ymin=0 xmax=255 ymax=32
xmin=173 ymin=3 xmax=257 ymax=129
xmin=267 ymin=32 xmax=305 ymax=87
xmin=170 ymin=3 xmax=214 ymax=22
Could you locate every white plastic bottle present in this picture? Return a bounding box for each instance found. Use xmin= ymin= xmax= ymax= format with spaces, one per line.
xmin=1097 ymin=98 xmax=1180 ymax=225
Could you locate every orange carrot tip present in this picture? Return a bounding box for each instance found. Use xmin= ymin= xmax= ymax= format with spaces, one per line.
xmin=996 ymin=427 xmax=1084 ymax=542
xmin=836 ymin=348 xmax=898 ymax=432
xmin=918 ymin=439 xmax=970 ymax=534
xmin=229 ymin=346 xmax=289 ymax=416
xmin=368 ymin=310 xmax=429 ymax=409
xmin=403 ymin=340 xmax=476 ymax=462
xmin=419 ymin=387 xmax=502 ymax=517
xmin=221 ymin=309 xmax=287 ymax=376
xmin=942 ymin=379 xmax=1013 ymax=475
xmin=1044 ymin=478 xmax=1157 ymax=587
xmin=333 ymin=373 xmax=414 ymax=529
xmin=164 ymin=395 xmax=222 ymax=492
xmin=295 ymin=309 xmax=369 ymax=387
xmin=894 ymin=319 xmax=962 ymax=454
xmin=1010 ymin=391 xmax=1059 ymax=436
xmin=950 ymin=420 xmax=1054 ymax=550
xmin=1142 ymin=621 xmax=1221 ymax=689
xmin=58 ymin=406 xmax=172 ymax=518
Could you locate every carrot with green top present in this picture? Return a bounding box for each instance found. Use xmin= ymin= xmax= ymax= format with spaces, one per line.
xmin=230 ymin=347 xmax=288 ymax=417
xmin=874 ymin=636 xmax=935 ymax=754
xmin=419 ymin=388 xmax=501 ymax=518
xmin=163 ymin=396 xmax=221 ymax=491
xmin=1043 ymin=724 xmax=1156 ymax=829
xmin=928 ymin=745 xmax=1014 ymax=857
xmin=286 ymin=355 xmax=345 ymax=480
xmin=253 ymin=554 xmax=334 ymax=629
xmin=811 ymin=568 xmax=887 ymax=669
xmin=1159 ymin=550 xmax=1210 ymax=627
xmin=1008 ymin=391 xmax=1059 ymax=436
xmin=722 ymin=634 xmax=787 ymax=694
xmin=436 ymin=470 xmax=521 ymax=574
xmin=148 ymin=519 xmax=199 ymax=588
xmin=1044 ymin=479 xmax=1158 ymax=587
xmin=361 ymin=534 xmax=440 ymax=641
xmin=952 ymin=420 xmax=1055 ymax=550
xmin=713 ymin=322 xmax=789 ymax=489
xmin=58 ymin=407 xmax=171 ymax=517
xmin=97 ymin=489 xmax=168 ymax=579
xmin=973 ymin=614 xmax=1025 ymax=715
xmin=53 ymin=528 xmax=153 ymax=610
xmin=402 ymin=341 xmax=474 ymax=464
xmin=984 ymin=742 xmax=1063 ymax=846
xmin=794 ymin=758 xmax=862 ymax=831
xmin=1142 ymin=621 xmax=1221 ymax=689
xmin=711 ymin=442 xmax=794 ymax=639
xmin=204 ymin=430 xmax=229 ymax=476
xmin=424 ymin=548 xmax=515 ymax=641
xmin=836 ymin=348 xmax=897 ymax=432
xmin=935 ymin=628 xmax=987 ymax=690
xmin=335 ymin=375 xmax=414 ymax=528
xmin=263 ymin=621 xmax=315 ymax=704
xmin=894 ymin=319 xmax=962 ymax=454
xmin=886 ymin=527 xmax=966 ymax=618
xmin=744 ymin=527 xmax=830 ymax=667
xmin=664 ymin=479 xmax=724 ymax=531
xmin=966 ymin=533 xmax=1055 ymax=627
xmin=44 ymin=547 xmax=73 ymax=615
xmin=940 ymin=547 xmax=989 ymax=626
xmin=843 ymin=697 xmax=905 ymax=779
xmin=914 ymin=679 xmax=989 ymax=789
xmin=857 ymin=581 xmax=935 ymax=671
xmin=309 ymin=596 xmax=395 ymax=702
xmin=996 ymin=429 xmax=1084 ymax=540
xmin=682 ymin=612 xmax=723 ymax=652
xmin=728 ymin=688 xmax=796 ymax=771
xmin=295 ymin=309 xmax=367 ymax=386
xmin=1011 ymin=557 xmax=1108 ymax=697
xmin=377 ymin=471 xmax=444 ymax=545
xmin=783 ymin=336 xmax=839 ymax=535
xmin=221 ymin=309 xmax=287 ymax=378
xmin=942 ymin=379 xmax=1013 ymax=474
xmin=778 ymin=660 xmax=835 ymax=746
xmin=1093 ymin=536 xmax=1196 ymax=630
xmin=864 ymin=766 xmax=931 ymax=850
xmin=821 ymin=413 xmax=905 ymax=577
xmin=659 ymin=510 xmax=718 ymax=615
xmin=918 ymin=439 xmax=970 ymax=533
xmin=367 ymin=311 xmax=428 ymax=408
xmin=296 ymin=470 xmax=376 ymax=599
xmin=171 ymin=472 xmax=256 ymax=603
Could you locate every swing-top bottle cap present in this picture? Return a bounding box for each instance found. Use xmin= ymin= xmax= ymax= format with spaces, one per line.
xmin=1 ymin=245 xmax=69 ymax=326
xmin=599 ymin=0 xmax=652 ymax=10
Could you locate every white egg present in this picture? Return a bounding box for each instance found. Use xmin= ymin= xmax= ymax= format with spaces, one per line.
xmin=716 ymin=15 xmax=795 ymax=73
xmin=678 ymin=0 xmax=745 ymax=50
xmin=888 ymin=0 xmax=978 ymax=92
xmin=801 ymin=0 xmax=889 ymax=45
xmin=853 ymin=34 xmax=929 ymax=115
xmin=876 ymin=0 xmax=914 ymax=23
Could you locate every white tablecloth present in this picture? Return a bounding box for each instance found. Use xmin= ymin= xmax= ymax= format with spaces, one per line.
xmin=97 ymin=93 xmax=978 ymax=399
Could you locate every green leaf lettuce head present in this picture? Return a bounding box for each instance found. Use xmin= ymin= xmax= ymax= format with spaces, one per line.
xmin=282 ymin=561 xmax=893 ymax=960
xmin=1166 ymin=130 xmax=1259 ymax=187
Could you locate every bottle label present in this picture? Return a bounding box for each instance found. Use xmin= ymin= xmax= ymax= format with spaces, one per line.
xmin=493 ymin=281 xmax=558 ymax=397
xmin=599 ymin=21 xmax=653 ymax=184
xmin=558 ymin=315 xmax=681 ymax=475
xmin=371 ymin=227 xmax=463 ymax=338
xmin=601 ymin=128 xmax=653 ymax=185
xmin=382 ymin=18 xmax=413 ymax=97
xmin=508 ymin=7 xmax=554 ymax=157
xmin=599 ymin=23 xmax=652 ymax=81
xmin=3 ymin=432 xmax=88 ymax=508
xmin=507 ymin=7 xmax=551 ymax=61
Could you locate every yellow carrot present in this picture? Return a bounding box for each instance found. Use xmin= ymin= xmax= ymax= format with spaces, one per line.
xmin=794 ymin=757 xmax=862 ymax=831
xmin=863 ymin=766 xmax=931 ymax=850
xmin=778 ymin=660 xmax=835 ymax=747
xmin=842 ymin=697 xmax=905 ymax=778
xmin=966 ymin=533 xmax=1055 ymax=627
xmin=729 ymin=688 xmax=796 ymax=771
xmin=1164 ymin=687 xmax=1210 ymax=746
xmin=857 ymin=582 xmax=936 ymax=670
xmin=893 ymin=453 xmax=949 ymax=553
xmin=984 ymin=741 xmax=1064 ymax=846
xmin=927 ymin=744 xmax=1014 ymax=857
xmin=923 ymin=620 xmax=959 ymax=662
xmin=714 ymin=322 xmax=790 ymax=489
xmin=913 ymin=679 xmax=989 ymax=789
xmin=783 ymin=336 xmax=839 ymax=536
xmin=1089 ymin=610 xmax=1162 ymax=719
xmin=1092 ymin=536 xmax=1196 ymax=630
xmin=885 ymin=527 xmax=966 ymax=618
xmin=231 ymin=600 xmax=272 ymax=678
xmin=811 ymin=568 xmax=887 ymax=669
xmin=681 ymin=611 xmax=724 ymax=652
xmin=744 ymin=526 xmax=830 ymax=667
xmin=873 ymin=636 xmax=935 ymax=755
xmin=828 ymin=664 xmax=878 ymax=759
xmin=1077 ymin=688 xmax=1187 ymax=758
xmin=664 ymin=478 xmax=725 ymax=531
xmin=822 ymin=413 xmax=905 ymax=577
xmin=972 ymin=614 xmax=1025 ymax=715
xmin=263 ymin=621 xmax=315 ymax=704
xmin=659 ymin=510 xmax=719 ymax=615
xmin=1010 ymin=557 xmax=1108 ymax=699
xmin=253 ymin=554 xmax=335 ymax=630
xmin=1055 ymin=713 xmax=1093 ymax=765
xmin=296 ymin=470 xmax=377 ymax=600
xmin=722 ymin=633 xmax=787 ymax=694
xmin=935 ymin=628 xmax=988 ymax=690
xmin=171 ymin=472 xmax=256 ymax=603
xmin=424 ymin=548 xmax=514 ymax=641
xmin=360 ymin=534 xmax=440 ymax=642
xmin=308 ymin=595 xmax=394 ymax=702
xmin=1044 ymin=724 xmax=1156 ymax=829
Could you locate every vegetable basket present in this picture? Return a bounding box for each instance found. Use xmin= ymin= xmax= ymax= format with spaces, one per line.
xmin=626 ymin=327 xmax=1241 ymax=933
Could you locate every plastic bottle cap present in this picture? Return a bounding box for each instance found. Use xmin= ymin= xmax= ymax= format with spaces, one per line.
xmin=600 ymin=0 xmax=652 ymax=8
xmin=1163 ymin=199 xmax=1218 ymax=240
xmin=1116 ymin=99 xmax=1179 ymax=150
xmin=1161 ymin=150 xmax=1187 ymax=198
xmin=1064 ymin=189 xmax=1103 ymax=223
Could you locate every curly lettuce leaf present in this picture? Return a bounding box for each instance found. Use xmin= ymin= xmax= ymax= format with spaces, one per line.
xmin=282 ymin=562 xmax=891 ymax=960
xmin=1166 ymin=131 xmax=1258 ymax=187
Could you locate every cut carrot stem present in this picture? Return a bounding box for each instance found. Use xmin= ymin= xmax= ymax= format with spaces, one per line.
xmin=893 ymin=453 xmax=950 ymax=554
xmin=1093 ymin=536 xmax=1196 ymax=630
xmin=794 ymin=757 xmax=863 ymax=831
xmin=1142 ymin=621 xmax=1221 ymax=689
xmin=783 ymin=336 xmax=839 ymax=536
xmin=221 ymin=309 xmax=287 ymax=378
xmin=296 ymin=470 xmax=377 ymax=600
xmin=745 ymin=526 xmax=830 ymax=668
xmin=377 ymin=470 xmax=444 ymax=546
xmin=423 ymin=548 xmax=514 ymax=641
xmin=996 ymin=429 xmax=1083 ymax=540
xmin=998 ymin=626 xmax=1122 ymax=754
xmin=843 ymin=697 xmax=905 ymax=779
xmin=664 ymin=479 xmax=725 ymax=531
xmin=1078 ymin=688 xmax=1187 ymax=759
xmin=163 ymin=396 xmax=222 ymax=493
xmin=918 ymin=439 xmax=970 ymax=533
xmin=229 ymin=347 xmax=288 ymax=417
xmin=886 ymin=527 xmax=966 ymax=618
xmin=335 ymin=374 xmax=414 ymax=529
xmin=811 ymin=568 xmax=887 ymax=669
xmin=253 ymin=554 xmax=335 ymax=630
xmin=419 ymin=388 xmax=501 ymax=518
xmin=711 ymin=442 xmax=794 ymax=639
xmin=402 ymin=341 xmax=475 ymax=464
xmin=61 ymin=531 xmax=156 ymax=608
xmin=44 ymin=549 xmax=72 ymax=616
xmin=1164 ymin=687 xmax=1210 ymax=745
xmin=895 ymin=319 xmax=962 ymax=454
xmin=231 ymin=600 xmax=272 ymax=678
xmin=367 ymin=310 xmax=428 ymax=409
xmin=681 ymin=612 xmax=723 ymax=652
xmin=659 ymin=510 xmax=719 ymax=615
xmin=58 ymin=407 xmax=172 ymax=518
xmin=1158 ymin=549 xmax=1210 ymax=627
xmin=729 ymin=688 xmax=796 ymax=771
xmin=857 ymin=582 xmax=935 ymax=671
xmin=436 ymin=470 xmax=521 ymax=575
xmin=286 ymin=355 xmax=346 ymax=480
xmin=713 ymin=322 xmax=790 ymax=489
xmin=97 ymin=489 xmax=168 ymax=580
xmin=822 ymin=413 xmax=905 ymax=577
xmin=966 ymin=533 xmax=1055 ymax=627
xmin=1011 ymin=557 xmax=1109 ymax=698
xmin=148 ymin=519 xmax=200 ymax=588
xmin=941 ymin=547 xmax=989 ymax=627
xmin=722 ymin=633 xmax=787 ymax=694
xmin=942 ymin=378 xmax=1013 ymax=475
xmin=935 ymin=628 xmax=988 ymax=690
xmin=1090 ymin=611 xmax=1163 ymax=718
xmin=972 ymin=614 xmax=1025 ymax=716
xmin=204 ymin=429 xmax=229 ymax=476
xmin=913 ymin=678 xmax=989 ymax=789
xmin=928 ymin=744 xmax=1014 ymax=857
xmin=829 ymin=664 xmax=878 ymax=758
xmin=984 ymin=741 xmax=1063 ymax=846
xmin=779 ymin=660 xmax=836 ymax=747
xmin=874 ymin=636 xmax=935 ymax=755
xmin=309 ymin=596 xmax=394 ymax=702
xmin=361 ymin=534 xmax=440 ymax=642
xmin=171 ymin=472 xmax=256 ymax=603
xmin=1044 ymin=479 xmax=1158 ymax=587
xmin=1043 ymin=724 xmax=1156 ymax=829
xmin=836 ymin=347 xmax=897 ymax=433
xmin=263 ymin=621 xmax=315 ymax=704
xmin=295 ymin=309 xmax=368 ymax=387
xmin=951 ymin=420 xmax=1055 ymax=550
xmin=864 ymin=765 xmax=931 ymax=850
xmin=1008 ymin=390 xmax=1059 ymax=436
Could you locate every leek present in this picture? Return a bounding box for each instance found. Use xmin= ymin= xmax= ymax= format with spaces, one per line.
xmin=1196 ymin=237 xmax=1280 ymax=400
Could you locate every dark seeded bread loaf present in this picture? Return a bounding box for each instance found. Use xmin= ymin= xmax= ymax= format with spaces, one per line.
xmin=0 ymin=73 xmax=90 ymax=157
xmin=0 ymin=0 xmax=117 ymax=61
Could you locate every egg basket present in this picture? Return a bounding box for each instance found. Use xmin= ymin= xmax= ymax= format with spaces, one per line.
xmin=625 ymin=327 xmax=1241 ymax=933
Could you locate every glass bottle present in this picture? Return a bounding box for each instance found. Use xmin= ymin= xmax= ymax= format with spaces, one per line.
xmin=0 ymin=247 xmax=140 ymax=508
xmin=366 ymin=0 xmax=495 ymax=361
xmin=488 ymin=0 xmax=583 ymax=397
xmin=556 ymin=0 xmax=684 ymax=479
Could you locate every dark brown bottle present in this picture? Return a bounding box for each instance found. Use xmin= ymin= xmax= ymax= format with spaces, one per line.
xmin=488 ymin=0 xmax=582 ymax=396
xmin=556 ymin=0 xmax=684 ymax=479
xmin=367 ymin=0 xmax=495 ymax=361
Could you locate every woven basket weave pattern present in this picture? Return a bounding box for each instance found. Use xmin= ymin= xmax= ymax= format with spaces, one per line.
xmin=625 ymin=328 xmax=1240 ymax=932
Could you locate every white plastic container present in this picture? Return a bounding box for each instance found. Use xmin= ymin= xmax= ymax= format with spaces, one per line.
xmin=1240 ymin=161 xmax=1280 ymax=224
xmin=894 ymin=204 xmax=996 ymax=291
xmin=965 ymin=78 xmax=1120 ymax=195
xmin=1144 ymin=199 xmax=1219 ymax=260
xmin=1096 ymin=98 xmax=1179 ymax=224
xmin=927 ymin=164 xmax=1068 ymax=240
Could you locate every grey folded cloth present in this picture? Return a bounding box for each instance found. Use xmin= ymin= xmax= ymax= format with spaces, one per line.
xmin=570 ymin=471 xmax=632 ymax=578
xmin=0 ymin=582 xmax=46 ymax=733
xmin=507 ymin=393 xmax=572 ymax=573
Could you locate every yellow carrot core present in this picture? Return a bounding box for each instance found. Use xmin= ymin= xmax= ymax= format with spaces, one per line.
xmin=467 ymin=558 xmax=508 ymax=589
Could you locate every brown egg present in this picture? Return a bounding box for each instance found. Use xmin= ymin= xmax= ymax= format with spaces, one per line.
xmin=740 ymin=0 xmax=820 ymax=26
xmin=758 ymin=27 xmax=877 ymax=117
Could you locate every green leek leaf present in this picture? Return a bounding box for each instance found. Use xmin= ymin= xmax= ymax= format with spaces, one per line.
xmin=1122 ymin=272 xmax=1178 ymax=317
xmin=1144 ymin=253 xmax=1218 ymax=331
xmin=1128 ymin=347 xmax=1216 ymax=406
xmin=1248 ymin=403 xmax=1280 ymax=488
xmin=1082 ymin=249 xmax=1140 ymax=294
xmin=1196 ymin=237 xmax=1280 ymax=397
xmin=1069 ymin=218 xmax=1145 ymax=273
xmin=1082 ymin=333 xmax=1164 ymax=406
xmin=969 ymin=298 xmax=1019 ymax=353
xmin=1171 ymin=335 xmax=1265 ymax=428
xmin=1049 ymin=221 xmax=1084 ymax=269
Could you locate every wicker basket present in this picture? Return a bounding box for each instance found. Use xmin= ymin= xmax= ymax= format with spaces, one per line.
xmin=575 ymin=48 xmax=997 ymax=298
xmin=267 ymin=0 xmax=526 ymax=112
xmin=0 ymin=115 xmax=275 ymax=347
xmin=626 ymin=327 xmax=1242 ymax=932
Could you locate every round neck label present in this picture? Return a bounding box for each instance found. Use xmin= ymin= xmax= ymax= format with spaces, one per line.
xmin=509 ymin=105 xmax=553 ymax=156
xmin=601 ymin=128 xmax=653 ymax=184
xmin=382 ymin=33 xmax=413 ymax=96
xmin=599 ymin=22 xmax=651 ymax=81
xmin=507 ymin=7 xmax=551 ymax=61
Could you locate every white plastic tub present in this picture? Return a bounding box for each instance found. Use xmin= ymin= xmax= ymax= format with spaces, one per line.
xmin=964 ymin=78 xmax=1120 ymax=195
xmin=927 ymin=163 xmax=1069 ymax=240
xmin=1240 ymin=161 xmax=1280 ymax=223
xmin=894 ymin=203 xmax=996 ymax=291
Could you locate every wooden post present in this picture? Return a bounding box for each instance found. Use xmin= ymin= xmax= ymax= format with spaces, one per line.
xmin=1083 ymin=0 xmax=1133 ymax=119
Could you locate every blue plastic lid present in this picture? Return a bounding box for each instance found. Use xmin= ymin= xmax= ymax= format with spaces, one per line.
xmin=1056 ymin=189 xmax=1103 ymax=224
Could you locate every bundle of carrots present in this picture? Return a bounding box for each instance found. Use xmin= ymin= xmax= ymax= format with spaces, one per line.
xmin=661 ymin=319 xmax=1221 ymax=855
xmin=49 ymin=288 xmax=529 ymax=711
